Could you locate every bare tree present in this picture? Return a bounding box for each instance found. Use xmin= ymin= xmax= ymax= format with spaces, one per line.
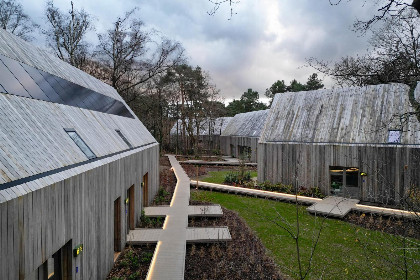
xmin=309 ymin=9 xmax=420 ymax=120
xmin=44 ymin=1 xmax=94 ymax=68
xmin=329 ymin=0 xmax=420 ymax=31
xmin=0 ymin=0 xmax=38 ymax=41
xmin=207 ymin=0 xmax=240 ymax=19
xmin=95 ymin=8 xmax=185 ymax=100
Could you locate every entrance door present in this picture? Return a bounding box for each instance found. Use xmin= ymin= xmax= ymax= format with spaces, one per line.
xmin=127 ymin=185 xmax=135 ymax=231
xmin=114 ymin=197 xmax=121 ymax=252
xmin=142 ymin=173 xmax=149 ymax=207
xmin=329 ymin=166 xmax=360 ymax=198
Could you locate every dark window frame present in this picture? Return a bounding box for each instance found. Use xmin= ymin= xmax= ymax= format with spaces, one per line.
xmin=116 ymin=129 xmax=133 ymax=148
xmin=65 ymin=128 xmax=96 ymax=160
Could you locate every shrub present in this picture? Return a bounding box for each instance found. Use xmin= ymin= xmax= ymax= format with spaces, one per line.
xmin=224 ymin=171 xmax=252 ymax=185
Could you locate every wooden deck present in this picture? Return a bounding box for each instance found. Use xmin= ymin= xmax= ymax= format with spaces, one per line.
xmin=180 ymin=157 xmax=257 ymax=166
xmin=128 ymin=155 xmax=231 ymax=280
xmin=307 ymin=197 xmax=359 ymax=218
xmin=193 ymin=181 xmax=420 ymax=219
xmin=144 ymin=205 xmax=223 ymax=217
xmin=127 ymin=227 xmax=231 ymax=244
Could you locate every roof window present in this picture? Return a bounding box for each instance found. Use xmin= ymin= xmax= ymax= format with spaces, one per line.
xmin=65 ymin=129 xmax=96 ymax=159
xmin=116 ymin=129 xmax=133 ymax=148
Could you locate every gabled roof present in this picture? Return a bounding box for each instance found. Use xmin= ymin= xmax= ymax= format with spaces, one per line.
xmin=260 ymin=83 xmax=420 ymax=144
xmin=170 ymin=117 xmax=233 ymax=136
xmin=0 ymin=29 xmax=156 ymax=186
xmin=221 ymin=110 xmax=269 ymax=137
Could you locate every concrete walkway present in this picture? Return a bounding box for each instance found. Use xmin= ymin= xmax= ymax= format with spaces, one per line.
xmin=194 ymin=181 xmax=420 ymax=219
xmin=127 ymin=155 xmax=231 ymax=280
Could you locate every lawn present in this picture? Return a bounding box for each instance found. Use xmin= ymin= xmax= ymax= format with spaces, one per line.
xmin=191 ymin=190 xmax=420 ymax=280
xmin=200 ymin=170 xmax=258 ymax=184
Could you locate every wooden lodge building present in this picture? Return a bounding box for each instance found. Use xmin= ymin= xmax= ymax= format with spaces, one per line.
xmin=170 ymin=117 xmax=232 ymax=153
xmin=0 ymin=29 xmax=159 ymax=279
xmin=258 ymin=83 xmax=420 ymax=204
xmin=220 ymin=110 xmax=269 ymax=162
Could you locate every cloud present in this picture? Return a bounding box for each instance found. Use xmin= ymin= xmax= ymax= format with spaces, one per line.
xmin=19 ymin=0 xmax=374 ymax=99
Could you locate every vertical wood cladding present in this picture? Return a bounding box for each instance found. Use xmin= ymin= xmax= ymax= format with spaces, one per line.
xmin=258 ymin=142 xmax=420 ymax=204
xmin=0 ymin=145 xmax=159 ymax=279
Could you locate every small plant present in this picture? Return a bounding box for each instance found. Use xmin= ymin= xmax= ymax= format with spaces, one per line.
xmin=126 ymin=250 xmax=139 ymax=269
xmin=127 ymin=271 xmax=140 ymax=280
xmin=119 ymin=259 xmax=128 ymax=268
xmin=141 ymin=251 xmax=154 ymax=263
xmin=224 ymin=171 xmax=252 ymax=185
xmin=140 ymin=210 xmax=151 ymax=226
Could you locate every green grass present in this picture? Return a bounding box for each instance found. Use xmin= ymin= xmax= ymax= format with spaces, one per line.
xmin=191 ymin=190 xmax=420 ymax=280
xmin=201 ymin=170 xmax=258 ymax=184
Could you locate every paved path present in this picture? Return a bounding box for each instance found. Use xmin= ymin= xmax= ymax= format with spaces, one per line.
xmin=194 ymin=181 xmax=420 ymax=219
xmin=127 ymin=155 xmax=231 ymax=280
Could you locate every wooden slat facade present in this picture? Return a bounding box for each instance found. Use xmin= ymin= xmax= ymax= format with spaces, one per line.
xmin=258 ymin=84 xmax=420 ymax=204
xmin=0 ymin=28 xmax=160 ymax=279
xmin=220 ymin=110 xmax=269 ymax=162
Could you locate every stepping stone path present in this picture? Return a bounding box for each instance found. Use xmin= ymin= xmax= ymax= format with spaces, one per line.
xmin=127 ymin=155 xmax=231 ymax=280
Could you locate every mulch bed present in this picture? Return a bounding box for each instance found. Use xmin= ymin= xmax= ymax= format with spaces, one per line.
xmin=107 ymin=245 xmax=155 ymax=280
xmin=344 ymin=211 xmax=420 ymax=239
xmin=185 ymin=203 xmax=287 ymax=280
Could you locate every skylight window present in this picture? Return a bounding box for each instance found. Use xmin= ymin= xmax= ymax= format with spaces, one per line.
xmin=116 ymin=130 xmax=133 ymax=148
xmin=388 ymin=130 xmax=402 ymax=144
xmin=65 ymin=129 xmax=96 ymax=159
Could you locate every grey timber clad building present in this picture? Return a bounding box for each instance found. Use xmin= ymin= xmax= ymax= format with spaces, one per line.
xmin=0 ymin=29 xmax=159 ymax=279
xmin=170 ymin=117 xmax=232 ymax=152
xmin=220 ymin=110 xmax=269 ymax=162
xmin=258 ymin=83 xmax=420 ymax=204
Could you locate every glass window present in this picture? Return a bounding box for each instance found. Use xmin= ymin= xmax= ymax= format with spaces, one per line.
xmin=0 ymin=60 xmax=31 ymax=98
xmin=66 ymin=130 xmax=96 ymax=160
xmin=388 ymin=130 xmax=402 ymax=143
xmin=20 ymin=63 xmax=64 ymax=103
xmin=0 ymin=54 xmax=49 ymax=101
xmin=116 ymin=130 xmax=133 ymax=148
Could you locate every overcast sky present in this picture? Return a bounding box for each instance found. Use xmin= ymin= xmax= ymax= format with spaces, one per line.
xmin=20 ymin=0 xmax=377 ymax=101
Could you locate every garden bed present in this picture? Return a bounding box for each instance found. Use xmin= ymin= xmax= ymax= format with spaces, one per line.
xmin=107 ymin=245 xmax=155 ymax=280
xmin=185 ymin=203 xmax=286 ymax=280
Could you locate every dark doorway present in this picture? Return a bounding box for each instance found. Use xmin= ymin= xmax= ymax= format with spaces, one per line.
xmin=40 ymin=240 xmax=72 ymax=280
xmin=114 ymin=197 xmax=121 ymax=253
xmin=127 ymin=185 xmax=135 ymax=231
xmin=142 ymin=173 xmax=149 ymax=207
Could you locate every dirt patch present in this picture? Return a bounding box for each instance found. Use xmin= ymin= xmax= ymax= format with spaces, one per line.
xmin=107 ymin=245 xmax=155 ymax=280
xmin=344 ymin=211 xmax=420 ymax=239
xmin=185 ymin=204 xmax=287 ymax=280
